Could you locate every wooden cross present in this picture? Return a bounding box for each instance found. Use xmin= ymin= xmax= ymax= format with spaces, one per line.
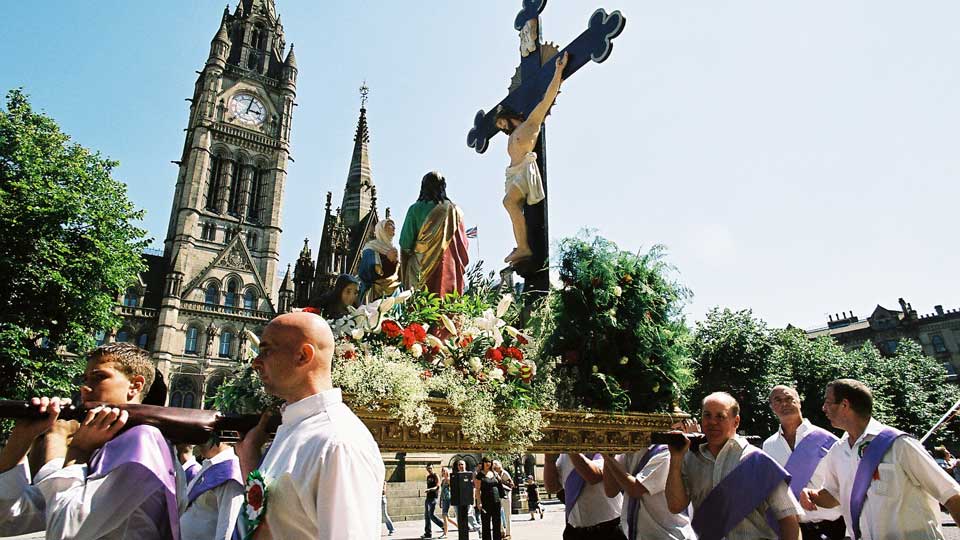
xmin=467 ymin=1 xmax=625 ymax=295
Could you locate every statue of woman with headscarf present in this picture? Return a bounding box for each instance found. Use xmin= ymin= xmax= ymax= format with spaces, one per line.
xmin=357 ymin=217 xmax=401 ymax=303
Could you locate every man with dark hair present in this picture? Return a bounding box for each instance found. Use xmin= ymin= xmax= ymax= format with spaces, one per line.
xmin=0 ymin=342 xmax=185 ymax=539
xmin=495 ymin=51 xmax=568 ymax=265
xmin=801 ymin=378 xmax=960 ymax=539
xmin=399 ymin=171 xmax=469 ymax=296
xmin=422 ymin=463 xmax=444 ymax=538
xmin=763 ymin=385 xmax=844 ymax=539
xmin=664 ymin=392 xmax=802 ymax=540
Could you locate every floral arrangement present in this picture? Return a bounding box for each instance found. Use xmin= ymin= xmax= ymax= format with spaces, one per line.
xmin=541 ymin=232 xmax=694 ymax=412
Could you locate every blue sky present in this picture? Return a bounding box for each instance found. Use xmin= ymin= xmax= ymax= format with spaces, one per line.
xmin=4 ymin=1 xmax=959 ymax=329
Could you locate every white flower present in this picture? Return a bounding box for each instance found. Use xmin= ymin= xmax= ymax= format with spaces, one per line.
xmin=489 ymin=367 xmax=505 ymax=381
xmin=395 ymin=289 xmax=413 ymax=303
xmin=468 ymin=357 xmax=482 ymax=372
xmin=504 ymin=326 xmax=519 ymax=338
xmin=351 ymin=328 xmax=365 ymax=341
xmin=474 ymin=309 xmax=505 ymax=347
xmin=496 ymin=294 xmax=514 ymax=318
xmin=523 ymin=359 xmax=537 ymax=377
xmin=410 ymin=343 xmax=424 ymax=358
xmin=440 ymin=314 xmax=458 ymax=335
xmin=378 ymin=297 xmax=397 ymax=313
xmin=612 ymin=286 xmax=622 ymax=297
xmin=425 ymin=334 xmax=445 ymax=353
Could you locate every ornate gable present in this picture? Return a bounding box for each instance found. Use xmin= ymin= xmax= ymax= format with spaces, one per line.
xmin=183 ymin=235 xmax=275 ymax=311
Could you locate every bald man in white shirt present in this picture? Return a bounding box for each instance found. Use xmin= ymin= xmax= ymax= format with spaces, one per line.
xmin=236 ymin=312 xmax=385 ymax=539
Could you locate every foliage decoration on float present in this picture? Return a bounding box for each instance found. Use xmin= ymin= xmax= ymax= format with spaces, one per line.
xmin=541 ymin=232 xmax=694 ymax=412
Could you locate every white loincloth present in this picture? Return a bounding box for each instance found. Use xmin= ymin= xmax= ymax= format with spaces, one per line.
xmin=504 ymin=152 xmax=546 ymax=205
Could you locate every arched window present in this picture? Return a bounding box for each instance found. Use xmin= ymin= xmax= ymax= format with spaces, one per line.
xmin=243 ymin=289 xmax=256 ymax=311
xmin=185 ymin=327 xmax=199 ymax=354
xmin=169 ymin=376 xmax=198 ymax=409
xmin=94 ymin=330 xmax=107 ymax=346
xmin=219 ymin=331 xmax=233 ymax=358
xmin=205 ymin=283 xmax=219 ymax=305
xmin=247 ymin=167 xmax=263 ymax=221
xmin=225 ymin=280 xmax=239 ymax=311
xmin=205 ymin=155 xmax=223 ymax=211
xmin=123 ymin=287 xmax=139 ymax=307
xmin=116 ymin=330 xmax=129 ymax=343
xmin=228 ymin=163 xmax=242 ymax=215
xmin=137 ymin=333 xmax=149 ymax=349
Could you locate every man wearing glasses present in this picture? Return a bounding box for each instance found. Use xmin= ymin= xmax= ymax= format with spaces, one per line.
xmin=801 ymin=379 xmax=960 ymax=539
xmin=762 ymin=385 xmax=844 ymax=539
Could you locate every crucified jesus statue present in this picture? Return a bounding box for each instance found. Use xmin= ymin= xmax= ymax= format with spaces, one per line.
xmin=495 ymin=51 xmax=569 ymax=265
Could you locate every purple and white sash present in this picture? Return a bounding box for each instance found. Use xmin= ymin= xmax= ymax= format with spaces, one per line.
xmin=784 ymin=427 xmax=837 ymax=498
xmin=184 ymin=461 xmax=201 ymax=485
xmin=187 ymin=457 xmax=243 ymax=506
xmin=88 ymin=425 xmax=180 ymax=540
xmin=850 ymin=427 xmax=905 ymax=539
xmin=564 ymin=453 xmax=602 ymax=521
xmin=625 ymin=445 xmax=667 ymax=540
xmin=690 ymin=450 xmax=790 ymax=540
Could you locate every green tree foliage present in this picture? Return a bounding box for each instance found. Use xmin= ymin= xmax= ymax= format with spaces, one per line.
xmin=542 ymin=233 xmax=693 ymax=412
xmin=0 ymin=89 xmax=148 ymax=400
xmin=689 ymin=308 xmax=781 ymax=436
xmin=690 ymin=308 xmax=960 ymax=447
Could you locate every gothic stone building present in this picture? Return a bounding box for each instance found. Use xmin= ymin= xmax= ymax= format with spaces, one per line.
xmin=114 ymin=0 xmax=297 ymax=407
xmin=806 ymin=297 xmax=960 ymax=379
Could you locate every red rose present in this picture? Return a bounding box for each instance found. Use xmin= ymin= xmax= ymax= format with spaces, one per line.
xmin=506 ymin=347 xmax=524 ymax=360
xmin=402 ymin=328 xmax=417 ymax=348
xmin=247 ymin=484 xmax=264 ymax=510
xmin=343 ymin=350 xmax=355 ymax=360
xmin=486 ymin=348 xmax=503 ymax=362
xmin=302 ymin=307 xmax=321 ymax=315
xmin=516 ymin=335 xmax=528 ymax=345
xmin=381 ymin=320 xmax=403 ymax=338
xmin=408 ymin=323 xmax=427 ymax=341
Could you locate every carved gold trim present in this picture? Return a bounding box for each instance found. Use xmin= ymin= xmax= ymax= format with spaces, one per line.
xmin=352 ymin=397 xmax=689 ymax=453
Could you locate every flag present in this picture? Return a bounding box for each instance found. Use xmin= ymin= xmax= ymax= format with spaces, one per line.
xmin=465 ymin=226 xmax=478 ymax=239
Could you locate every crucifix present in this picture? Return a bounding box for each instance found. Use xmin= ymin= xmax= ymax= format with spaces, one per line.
xmin=467 ymin=1 xmax=625 ymax=295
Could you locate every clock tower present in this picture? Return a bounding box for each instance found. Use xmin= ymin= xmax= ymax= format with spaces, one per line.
xmin=149 ymin=0 xmax=297 ymax=394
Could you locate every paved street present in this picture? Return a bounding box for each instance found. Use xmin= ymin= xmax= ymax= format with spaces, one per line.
xmin=3 ymin=506 xmax=957 ymax=539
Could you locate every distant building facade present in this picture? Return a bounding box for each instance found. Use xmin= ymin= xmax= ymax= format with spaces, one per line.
xmin=806 ymin=297 xmax=960 ymax=378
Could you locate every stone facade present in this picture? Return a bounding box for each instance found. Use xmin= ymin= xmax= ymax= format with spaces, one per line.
xmin=113 ymin=0 xmax=297 ymax=406
xmin=806 ymin=297 xmax=960 ymax=379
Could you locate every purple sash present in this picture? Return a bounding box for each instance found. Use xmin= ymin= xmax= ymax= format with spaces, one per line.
xmin=850 ymin=427 xmax=905 ymax=540
xmin=784 ymin=427 xmax=837 ymax=498
xmin=88 ymin=425 xmax=180 ymax=540
xmin=563 ymin=453 xmax=602 ymax=521
xmin=184 ymin=461 xmax=201 ymax=484
xmin=625 ymin=445 xmax=667 ymax=540
xmin=187 ymin=457 xmax=243 ymax=506
xmin=690 ymin=449 xmax=790 ymax=540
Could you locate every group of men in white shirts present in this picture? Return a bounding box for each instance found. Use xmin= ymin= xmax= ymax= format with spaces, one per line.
xmin=0 ymin=311 xmax=386 ymax=540
xmin=546 ymin=381 xmax=960 ymax=540
xmin=4 ymin=309 xmax=960 ymax=540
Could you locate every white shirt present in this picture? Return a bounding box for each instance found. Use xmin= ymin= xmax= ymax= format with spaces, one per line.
xmin=556 ymin=454 xmax=622 ymax=528
xmin=0 ymin=461 xmax=49 ymax=536
xmin=180 ymin=447 xmax=244 ymax=540
xmin=246 ymin=388 xmax=385 ymax=539
xmin=821 ymin=418 xmax=960 ymax=540
xmin=682 ymin=436 xmax=803 ymax=540
xmin=35 ymin=429 xmax=187 ymax=540
xmin=762 ymin=419 xmax=842 ymax=523
xmin=616 ymin=450 xmax=695 ymax=540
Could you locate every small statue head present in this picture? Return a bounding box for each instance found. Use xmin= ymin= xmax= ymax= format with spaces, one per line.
xmin=494 ymin=105 xmax=525 ymax=135
xmin=418 ymin=171 xmax=450 ymax=203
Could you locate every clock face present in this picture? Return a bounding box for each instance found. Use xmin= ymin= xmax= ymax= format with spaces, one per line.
xmin=229 ymin=94 xmax=266 ymax=126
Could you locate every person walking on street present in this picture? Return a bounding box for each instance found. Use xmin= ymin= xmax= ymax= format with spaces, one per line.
xmin=423 ymin=464 xmax=445 ymax=538
xmin=475 ymin=457 xmax=504 ymax=540
xmin=441 ymin=466 xmax=456 ymax=537
xmin=493 ymin=460 xmax=514 ymax=539
xmin=525 ymin=475 xmax=543 ymax=520
xmin=383 ymin=482 xmax=395 ymax=536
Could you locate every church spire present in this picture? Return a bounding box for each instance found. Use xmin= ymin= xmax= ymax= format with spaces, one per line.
xmin=339 ymin=83 xmax=374 ymax=228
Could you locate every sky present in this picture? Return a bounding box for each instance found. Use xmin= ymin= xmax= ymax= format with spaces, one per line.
xmin=3 ymin=1 xmax=959 ymax=330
